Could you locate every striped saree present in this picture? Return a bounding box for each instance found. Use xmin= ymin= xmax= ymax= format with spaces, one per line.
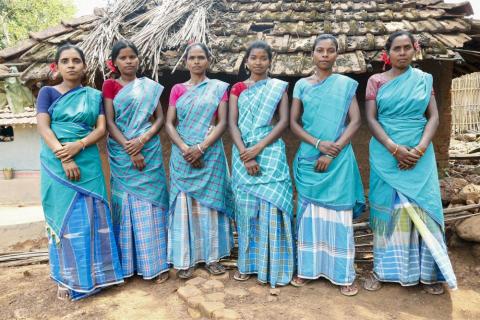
xmin=107 ymin=77 xmax=169 ymax=279
xmin=41 ymin=87 xmax=123 ymax=300
xmin=369 ymin=66 xmax=457 ymax=289
xmin=168 ymin=79 xmax=233 ymax=269
xmin=232 ymin=79 xmax=294 ymax=287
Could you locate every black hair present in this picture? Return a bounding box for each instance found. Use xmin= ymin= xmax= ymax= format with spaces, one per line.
xmin=55 ymin=43 xmax=86 ymax=64
xmin=312 ymin=34 xmax=338 ymax=51
xmin=184 ymin=43 xmax=211 ymax=60
xmin=246 ymin=40 xmax=273 ymax=61
xmin=385 ymin=31 xmax=415 ymax=52
xmin=111 ymin=40 xmax=139 ymax=62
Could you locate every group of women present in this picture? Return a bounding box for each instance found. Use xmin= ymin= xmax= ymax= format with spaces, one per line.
xmin=37 ymin=30 xmax=457 ymax=301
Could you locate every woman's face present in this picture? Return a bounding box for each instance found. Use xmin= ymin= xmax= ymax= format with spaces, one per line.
xmin=246 ymin=48 xmax=270 ymax=76
xmin=114 ymin=47 xmax=139 ymax=76
xmin=56 ymin=49 xmax=86 ymax=82
xmin=312 ymin=39 xmax=337 ymax=71
xmin=185 ymin=45 xmax=209 ymax=75
xmin=388 ymin=35 xmax=415 ymax=69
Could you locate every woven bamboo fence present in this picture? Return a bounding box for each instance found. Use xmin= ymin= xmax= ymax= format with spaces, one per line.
xmin=451 ymin=72 xmax=480 ymax=133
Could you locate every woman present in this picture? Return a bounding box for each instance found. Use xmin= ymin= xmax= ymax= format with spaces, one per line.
xmin=165 ymin=43 xmax=233 ymax=279
xmin=364 ymin=31 xmax=457 ymax=294
xmin=103 ymin=40 xmax=169 ymax=283
xmin=37 ymin=44 xmax=123 ymax=301
xmin=229 ymin=41 xmax=294 ymax=287
xmin=290 ymin=34 xmax=365 ymax=296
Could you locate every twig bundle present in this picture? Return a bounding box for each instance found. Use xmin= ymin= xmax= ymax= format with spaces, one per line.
xmin=80 ymin=0 xmax=216 ymax=83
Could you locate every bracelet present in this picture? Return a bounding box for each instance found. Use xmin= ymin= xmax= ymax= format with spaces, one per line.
xmin=138 ymin=136 xmax=145 ymax=145
xmin=325 ymin=154 xmax=334 ymax=159
xmin=414 ymin=147 xmax=425 ymax=156
xmin=314 ymin=139 xmax=321 ymax=150
xmin=391 ymin=144 xmax=399 ymax=156
xmin=197 ymin=144 xmax=205 ymax=154
xmin=78 ymin=139 xmax=86 ymax=150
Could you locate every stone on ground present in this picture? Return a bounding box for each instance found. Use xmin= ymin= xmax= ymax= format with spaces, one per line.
xmin=186 ymin=276 xmax=208 ymax=287
xmin=177 ymin=285 xmax=202 ymax=301
xmin=188 ymin=307 xmax=202 ymax=319
xmin=187 ymin=295 xmax=206 ymax=308
xmin=459 ymin=184 xmax=480 ymax=203
xmin=269 ymin=288 xmax=280 ymax=296
xmin=205 ymin=292 xmax=225 ymax=302
xmin=456 ymin=215 xmax=480 ymax=242
xmin=198 ymin=301 xmax=226 ymax=318
xmin=212 ymin=308 xmax=242 ymax=320
xmin=194 ymin=268 xmax=211 ymax=279
xmin=201 ymin=279 xmax=225 ymax=292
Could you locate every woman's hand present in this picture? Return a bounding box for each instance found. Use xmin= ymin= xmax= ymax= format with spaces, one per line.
xmin=318 ymin=141 xmax=341 ymax=157
xmin=55 ymin=141 xmax=83 ymax=161
xmin=130 ymin=153 xmax=146 ymax=171
xmin=240 ymin=144 xmax=263 ymax=162
xmin=315 ymin=156 xmax=333 ymax=172
xmin=62 ymin=160 xmax=81 ymax=181
xmin=124 ymin=137 xmax=145 ymax=156
xmin=244 ymin=159 xmax=261 ymax=176
xmin=190 ymin=158 xmax=204 ymax=169
xmin=394 ymin=145 xmax=420 ymax=170
xmin=183 ymin=145 xmax=204 ymax=164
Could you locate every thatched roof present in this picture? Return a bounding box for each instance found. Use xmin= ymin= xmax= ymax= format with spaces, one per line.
xmin=0 ymin=0 xmax=478 ymax=125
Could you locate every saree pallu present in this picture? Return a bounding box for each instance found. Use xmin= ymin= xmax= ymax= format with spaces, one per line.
xmin=107 ymin=77 xmax=169 ymax=279
xmin=168 ymin=79 xmax=233 ymax=269
xmin=369 ymin=67 xmax=456 ymax=289
xmin=40 ymin=87 xmax=123 ymax=299
xmin=232 ymin=79 xmax=294 ymax=287
xmin=293 ymin=75 xmax=365 ymax=284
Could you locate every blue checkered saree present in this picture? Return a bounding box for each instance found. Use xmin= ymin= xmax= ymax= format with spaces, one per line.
xmin=292 ymin=75 xmax=365 ymax=285
xmin=168 ymin=79 xmax=233 ymax=269
xmin=107 ymin=77 xmax=169 ymax=279
xmin=232 ymin=79 xmax=294 ymax=287
xmin=369 ymin=67 xmax=457 ymax=289
xmin=41 ymin=87 xmax=123 ymax=300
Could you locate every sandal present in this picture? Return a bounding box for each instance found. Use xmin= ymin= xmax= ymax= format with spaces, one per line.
xmin=423 ymin=283 xmax=444 ymax=295
xmin=340 ymin=284 xmax=359 ymax=296
xmin=233 ymin=270 xmax=250 ymax=281
xmin=363 ymin=274 xmax=382 ymax=292
xmin=205 ymin=262 xmax=226 ymax=275
xmin=155 ymin=272 xmax=169 ymax=284
xmin=290 ymin=276 xmax=311 ymax=287
xmin=177 ymin=267 xmax=195 ymax=279
xmin=57 ymin=285 xmax=69 ymax=301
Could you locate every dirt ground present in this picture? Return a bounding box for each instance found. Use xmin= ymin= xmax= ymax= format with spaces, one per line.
xmin=1 ymin=242 xmax=479 ymax=320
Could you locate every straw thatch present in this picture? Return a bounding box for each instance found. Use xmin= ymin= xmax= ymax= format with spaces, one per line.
xmin=81 ymin=0 xmax=218 ymax=83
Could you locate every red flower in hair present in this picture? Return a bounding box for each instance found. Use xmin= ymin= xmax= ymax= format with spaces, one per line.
xmin=380 ymin=50 xmax=391 ymax=71
xmin=414 ymin=40 xmax=421 ymax=52
xmin=49 ymin=62 xmax=57 ymax=73
xmin=106 ymin=59 xmax=117 ymax=73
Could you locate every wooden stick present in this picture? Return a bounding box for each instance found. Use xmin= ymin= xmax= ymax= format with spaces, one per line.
xmin=443 ymin=203 xmax=480 ymax=214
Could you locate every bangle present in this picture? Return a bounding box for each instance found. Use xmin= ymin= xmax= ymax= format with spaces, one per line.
xmin=138 ymin=136 xmax=145 ymax=145
xmin=325 ymin=154 xmax=334 ymax=159
xmin=197 ymin=144 xmax=205 ymax=154
xmin=315 ymin=139 xmax=321 ymax=150
xmin=414 ymin=147 xmax=425 ymax=156
xmin=78 ymin=139 xmax=86 ymax=150
xmin=391 ymin=144 xmax=399 ymax=156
